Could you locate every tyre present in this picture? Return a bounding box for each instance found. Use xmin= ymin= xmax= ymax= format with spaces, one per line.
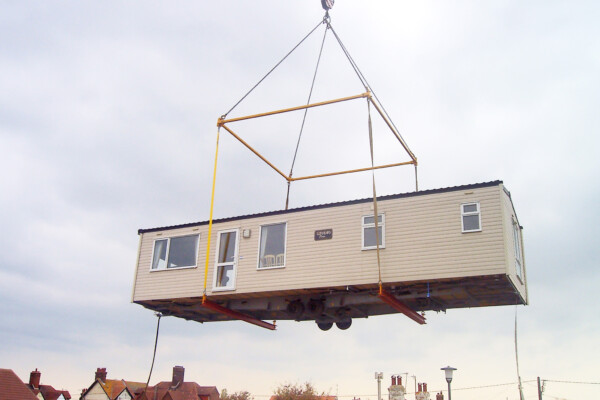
xmin=336 ymin=319 xmax=352 ymax=330
xmin=317 ymin=321 xmax=334 ymax=331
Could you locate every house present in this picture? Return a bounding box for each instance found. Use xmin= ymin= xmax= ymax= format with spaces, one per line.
xmin=26 ymin=369 xmax=72 ymax=400
xmin=80 ymin=368 xmax=145 ymax=400
xmin=388 ymin=375 xmax=406 ymax=400
xmin=270 ymin=397 xmax=336 ymax=400
xmin=134 ymin=366 xmax=219 ymax=400
xmin=0 ymin=368 xmax=38 ymax=400
xmin=132 ymin=180 xmax=528 ymax=330
xmin=415 ymin=383 xmax=430 ymax=400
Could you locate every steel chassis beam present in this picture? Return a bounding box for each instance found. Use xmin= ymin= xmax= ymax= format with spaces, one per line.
xmin=201 ymin=298 xmax=277 ymax=330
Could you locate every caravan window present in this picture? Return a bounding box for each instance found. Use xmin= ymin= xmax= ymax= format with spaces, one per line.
xmin=513 ymin=220 xmax=524 ymax=282
xmin=258 ymin=222 xmax=287 ymax=269
xmin=362 ymin=214 xmax=385 ymax=250
xmin=461 ymin=202 xmax=481 ymax=232
xmin=151 ymin=234 xmax=199 ymax=270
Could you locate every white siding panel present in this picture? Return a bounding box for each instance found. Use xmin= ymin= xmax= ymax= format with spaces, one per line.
xmin=134 ymin=184 xmax=514 ymax=301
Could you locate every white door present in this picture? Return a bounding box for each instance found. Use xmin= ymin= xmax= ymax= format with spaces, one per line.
xmin=213 ymin=229 xmax=238 ymax=290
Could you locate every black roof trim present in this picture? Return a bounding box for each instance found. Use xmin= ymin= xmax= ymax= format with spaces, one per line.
xmin=138 ymin=180 xmax=503 ymax=234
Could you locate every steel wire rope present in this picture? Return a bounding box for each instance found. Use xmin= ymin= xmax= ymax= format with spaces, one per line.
xmin=285 ymin=16 xmax=330 ymax=210
xmin=515 ymin=305 xmax=525 ymax=400
xmin=367 ymin=98 xmax=383 ymax=287
xmin=543 ymin=380 xmax=600 ymax=385
xmin=144 ymin=312 xmax=162 ymax=394
xmin=328 ymin=23 xmax=419 ymax=190
xmin=222 ymin=19 xmax=325 ymax=119
xmin=328 ymin=24 xmax=411 ymax=148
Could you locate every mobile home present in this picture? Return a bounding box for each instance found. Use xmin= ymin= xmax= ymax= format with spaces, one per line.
xmin=132 ymin=180 xmax=527 ymax=330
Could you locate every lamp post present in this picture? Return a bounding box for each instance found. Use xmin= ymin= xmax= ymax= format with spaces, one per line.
xmin=375 ymin=372 xmax=383 ymax=400
xmin=440 ymin=366 xmax=457 ymax=400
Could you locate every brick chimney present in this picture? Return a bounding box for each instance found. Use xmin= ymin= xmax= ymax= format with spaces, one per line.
xmin=95 ymin=368 xmax=107 ymax=383
xmin=29 ymin=369 xmax=41 ymax=389
xmin=436 ymin=392 xmax=444 ymax=400
xmin=423 ymin=383 xmax=427 ymax=393
xmin=172 ymin=366 xmax=185 ymax=388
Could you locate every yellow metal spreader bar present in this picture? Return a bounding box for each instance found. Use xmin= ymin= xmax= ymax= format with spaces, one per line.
xmin=216 ymin=91 xmax=417 ymax=184
xmin=219 ymin=124 xmax=289 ymax=180
xmin=290 ymin=160 xmax=416 ymax=181
xmin=217 ymin=92 xmax=371 ymax=126
xmin=369 ymin=98 xmax=417 ymax=163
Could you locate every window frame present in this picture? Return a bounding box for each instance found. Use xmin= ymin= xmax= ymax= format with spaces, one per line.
xmin=150 ymin=233 xmax=200 ymax=271
xmin=512 ymin=219 xmax=524 ymax=282
xmin=461 ymin=202 xmax=482 ymax=233
xmin=362 ymin=213 xmax=385 ymax=250
xmin=256 ymin=221 xmax=288 ymax=270
xmin=212 ymin=228 xmax=239 ymax=291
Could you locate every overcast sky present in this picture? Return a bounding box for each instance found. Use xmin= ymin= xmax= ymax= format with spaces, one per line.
xmin=1 ymin=1 xmax=599 ymax=400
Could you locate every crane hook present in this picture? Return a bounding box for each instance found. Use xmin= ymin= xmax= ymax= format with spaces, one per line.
xmin=321 ymin=0 xmax=334 ymax=11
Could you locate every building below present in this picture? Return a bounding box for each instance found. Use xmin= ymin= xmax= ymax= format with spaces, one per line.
xmin=134 ymin=366 xmax=219 ymax=400
xmin=79 ymin=366 xmax=219 ymax=400
xmin=80 ymin=368 xmax=146 ymax=400
xmin=0 ymin=368 xmax=71 ymax=400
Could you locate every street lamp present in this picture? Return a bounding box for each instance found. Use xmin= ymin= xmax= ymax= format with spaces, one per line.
xmin=440 ymin=366 xmax=457 ymax=400
xmin=374 ymin=372 xmax=383 ymax=400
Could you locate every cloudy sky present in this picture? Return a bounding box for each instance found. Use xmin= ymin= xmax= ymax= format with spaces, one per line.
xmin=1 ymin=1 xmax=599 ymax=400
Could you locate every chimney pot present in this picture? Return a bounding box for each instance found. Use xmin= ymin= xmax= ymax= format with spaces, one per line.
xmin=423 ymin=383 xmax=427 ymax=392
xmin=29 ymin=369 xmax=41 ymax=389
xmin=398 ymin=376 xmax=402 ymax=386
xmin=95 ymin=368 xmax=107 ymax=383
xmin=172 ymin=366 xmax=185 ymax=388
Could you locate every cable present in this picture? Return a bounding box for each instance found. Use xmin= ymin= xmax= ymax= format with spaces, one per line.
xmin=514 ymin=305 xmax=525 ymax=400
xmin=328 ymin=24 xmax=414 ymax=157
xmin=145 ymin=312 xmax=162 ymax=393
xmin=285 ymin=17 xmax=329 ymax=209
xmin=223 ymin=19 xmax=325 ymax=118
xmin=367 ymin=98 xmax=383 ymax=286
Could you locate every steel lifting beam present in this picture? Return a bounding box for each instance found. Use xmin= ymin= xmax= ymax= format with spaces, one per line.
xmin=201 ymin=298 xmax=277 ymax=330
xmin=378 ymin=288 xmax=426 ymax=325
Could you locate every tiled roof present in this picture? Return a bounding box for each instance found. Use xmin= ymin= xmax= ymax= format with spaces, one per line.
xmin=137 ymin=382 xmax=219 ymax=400
xmin=0 ymin=369 xmax=38 ymax=400
xmin=100 ymin=379 xmax=146 ymax=400
xmin=138 ymin=180 xmax=503 ymax=234
xmin=32 ymin=385 xmax=72 ymax=400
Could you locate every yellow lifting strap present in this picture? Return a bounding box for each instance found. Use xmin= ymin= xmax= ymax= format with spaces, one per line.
xmin=203 ymin=127 xmax=221 ymax=301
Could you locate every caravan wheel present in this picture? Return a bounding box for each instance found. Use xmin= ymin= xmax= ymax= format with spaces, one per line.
xmin=336 ymin=319 xmax=352 ymax=330
xmin=317 ymin=321 xmax=333 ymax=331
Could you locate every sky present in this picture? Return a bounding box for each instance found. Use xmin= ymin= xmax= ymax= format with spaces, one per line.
xmin=1 ymin=1 xmax=599 ymax=400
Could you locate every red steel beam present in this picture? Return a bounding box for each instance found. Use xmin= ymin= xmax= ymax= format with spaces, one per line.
xmin=201 ymin=298 xmax=277 ymax=330
xmin=378 ymin=288 xmax=427 ymax=325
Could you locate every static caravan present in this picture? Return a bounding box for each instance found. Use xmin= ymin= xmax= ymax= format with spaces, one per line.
xmin=132 ymin=180 xmax=527 ymax=330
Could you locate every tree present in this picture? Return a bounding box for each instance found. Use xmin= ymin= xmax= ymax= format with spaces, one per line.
xmin=272 ymin=382 xmax=326 ymax=400
xmin=221 ymin=389 xmax=254 ymax=400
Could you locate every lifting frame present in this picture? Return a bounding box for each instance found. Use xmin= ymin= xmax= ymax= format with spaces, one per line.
xmin=199 ymin=92 xmax=423 ymax=330
xmin=199 ymin=14 xmax=422 ymax=330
